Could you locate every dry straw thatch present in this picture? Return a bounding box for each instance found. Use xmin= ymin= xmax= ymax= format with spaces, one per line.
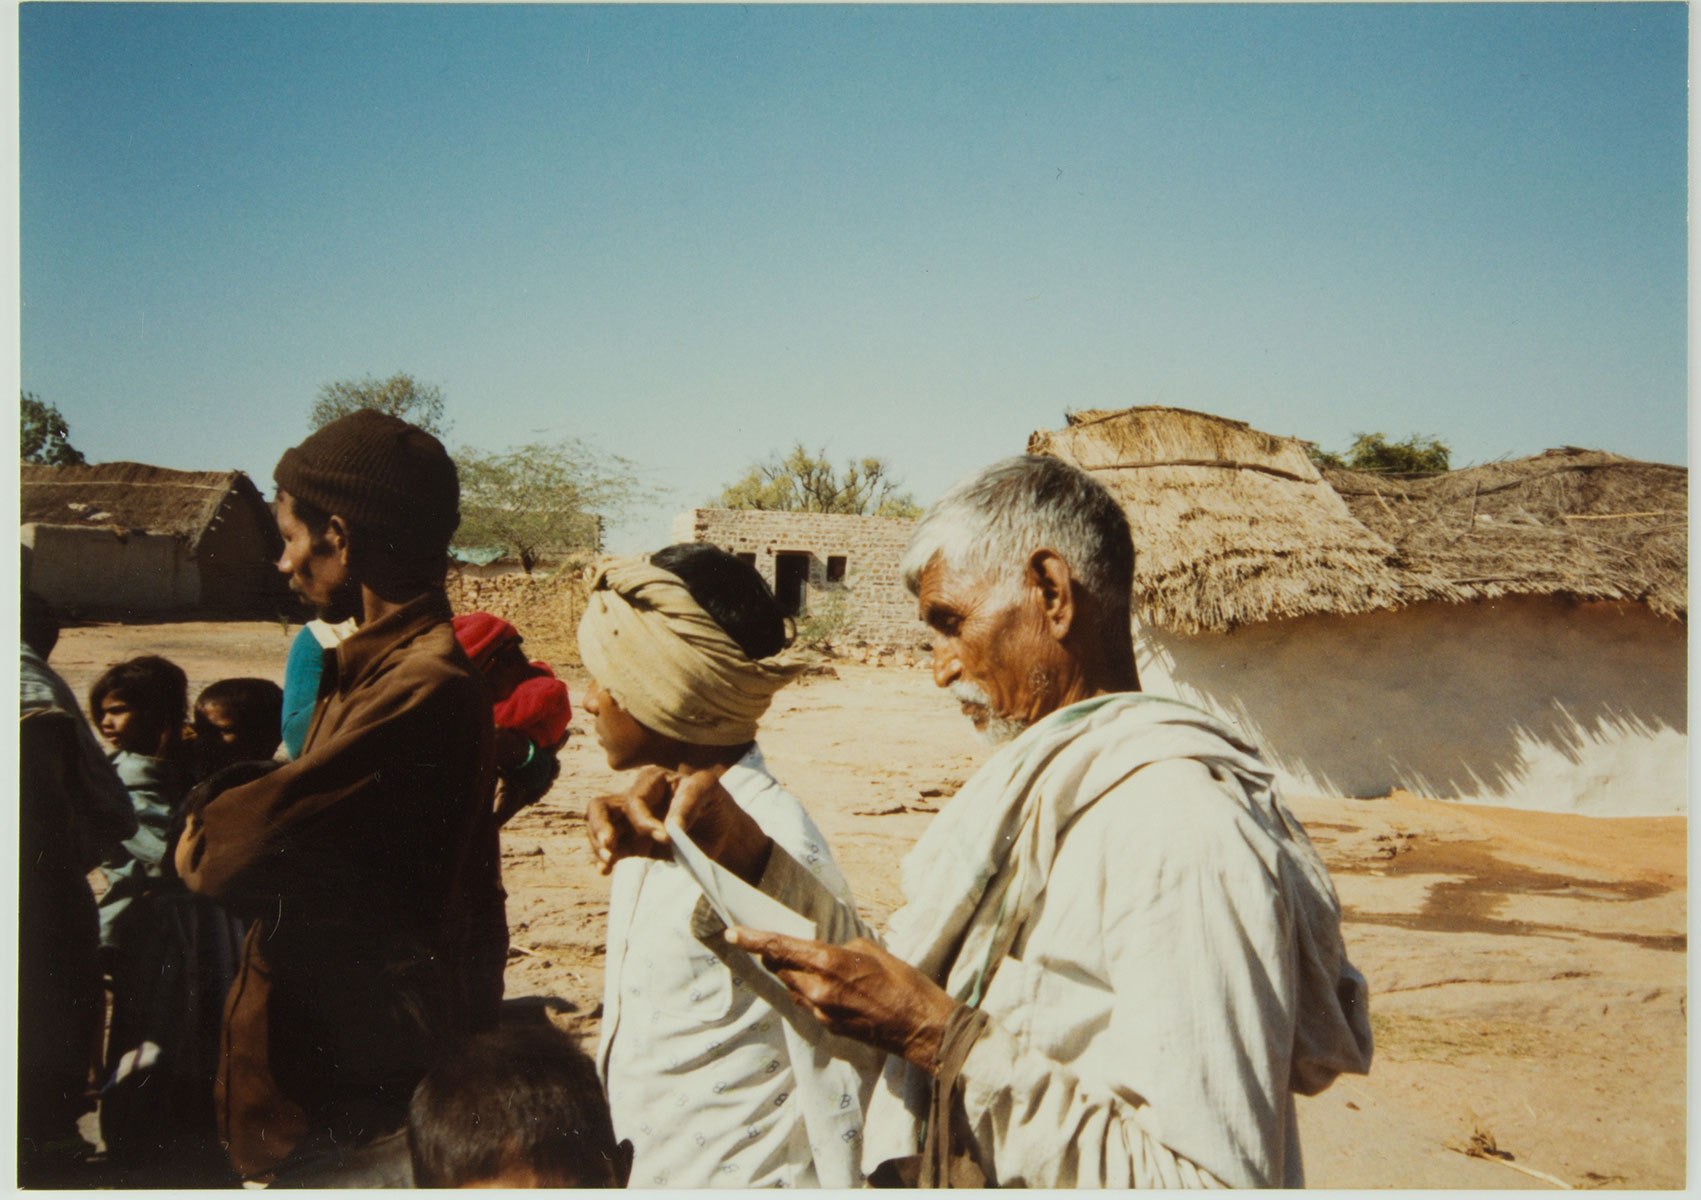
xmin=1029 ymin=407 xmax=1459 ymax=633
xmin=1028 ymin=407 xmax=1686 ymax=633
xmin=20 ymin=461 xmax=269 ymax=550
xmin=1327 ymin=448 xmax=1687 ymax=621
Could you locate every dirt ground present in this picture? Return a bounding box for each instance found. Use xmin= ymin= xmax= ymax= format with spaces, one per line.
xmin=51 ymin=619 xmax=1688 ymax=1189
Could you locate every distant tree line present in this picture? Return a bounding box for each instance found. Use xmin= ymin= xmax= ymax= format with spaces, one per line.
xmin=1308 ymin=432 xmax=1451 ymax=474
xmin=40 ymin=381 xmax=1438 ymax=566
xmin=23 ymin=379 xmax=918 ymax=574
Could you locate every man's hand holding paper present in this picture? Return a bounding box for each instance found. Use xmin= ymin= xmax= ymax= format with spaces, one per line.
xmin=724 ymin=928 xmax=956 ymax=1074
xmin=586 ymin=764 xmax=773 ymax=882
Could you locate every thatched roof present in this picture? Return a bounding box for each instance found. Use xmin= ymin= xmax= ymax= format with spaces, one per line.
xmin=1028 ymin=407 xmax=1459 ymax=633
xmin=19 ymin=461 xmax=270 ymax=551
xmin=1029 ymin=408 xmax=1686 ymax=631
xmin=1326 ymin=448 xmax=1687 ymax=621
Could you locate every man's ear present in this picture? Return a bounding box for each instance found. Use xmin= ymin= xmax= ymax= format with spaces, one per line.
xmin=324 ymin=514 xmax=353 ymax=565
xmin=1026 ymin=548 xmax=1076 ymax=641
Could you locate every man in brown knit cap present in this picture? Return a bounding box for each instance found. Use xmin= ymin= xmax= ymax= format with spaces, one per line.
xmin=176 ymin=409 xmax=506 ymax=1183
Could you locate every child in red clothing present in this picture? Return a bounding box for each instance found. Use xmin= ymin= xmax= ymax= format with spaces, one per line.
xmin=452 ymin=613 xmax=572 ymax=824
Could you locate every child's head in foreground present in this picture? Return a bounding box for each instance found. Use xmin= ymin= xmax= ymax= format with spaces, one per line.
xmin=88 ymin=655 xmax=189 ymax=758
xmin=451 ymin=612 xmax=536 ymax=702
xmin=451 ymin=612 xmax=572 ymax=752
xmin=576 ymin=543 xmax=794 ymax=772
xmin=193 ymin=677 xmax=285 ymax=774
xmin=407 ymin=1025 xmax=623 ymax=1188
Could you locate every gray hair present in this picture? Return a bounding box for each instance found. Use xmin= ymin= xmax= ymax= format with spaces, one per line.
xmin=900 ymin=456 xmax=1134 ymax=621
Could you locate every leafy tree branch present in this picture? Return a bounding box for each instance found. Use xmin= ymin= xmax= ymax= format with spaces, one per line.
xmin=717 ymin=443 xmax=921 ymax=517
xmin=455 ymin=438 xmax=653 ymax=573
xmin=1309 ymin=432 xmax=1451 ymax=474
xmin=310 ymin=372 xmax=449 ymax=439
xmin=21 ymin=392 xmax=87 ymax=465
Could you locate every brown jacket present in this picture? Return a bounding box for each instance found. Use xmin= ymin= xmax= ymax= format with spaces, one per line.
xmin=177 ymin=592 xmax=502 ymax=1179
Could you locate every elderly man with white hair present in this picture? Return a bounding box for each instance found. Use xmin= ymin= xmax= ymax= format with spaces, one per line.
xmin=588 ymin=454 xmax=1373 ymax=1188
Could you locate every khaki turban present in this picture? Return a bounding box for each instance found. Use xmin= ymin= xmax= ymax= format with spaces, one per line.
xmin=576 ymin=556 xmax=806 ymax=747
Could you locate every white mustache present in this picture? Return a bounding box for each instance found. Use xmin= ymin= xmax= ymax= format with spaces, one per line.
xmin=948 ymin=681 xmax=1028 ymax=745
xmin=950 ymin=682 xmax=993 ymax=709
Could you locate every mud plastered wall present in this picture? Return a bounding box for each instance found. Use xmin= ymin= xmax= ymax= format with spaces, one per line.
xmin=1138 ymin=596 xmax=1687 ymax=815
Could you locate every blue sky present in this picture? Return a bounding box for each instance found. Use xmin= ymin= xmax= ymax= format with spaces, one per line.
xmin=19 ymin=3 xmax=1689 ymax=552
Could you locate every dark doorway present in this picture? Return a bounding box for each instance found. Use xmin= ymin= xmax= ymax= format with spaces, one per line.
xmin=773 ymin=552 xmax=810 ymax=617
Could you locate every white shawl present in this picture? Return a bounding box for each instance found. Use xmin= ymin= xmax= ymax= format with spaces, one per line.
xmin=862 ymin=691 xmax=1362 ymax=1171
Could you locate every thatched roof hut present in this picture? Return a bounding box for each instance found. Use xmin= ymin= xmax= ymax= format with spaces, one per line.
xmin=1325 ymin=449 xmax=1687 ymax=621
xmin=1027 ymin=406 xmax=1458 ymax=633
xmin=1029 ymin=409 xmax=1687 ymax=630
xmin=21 ymin=461 xmax=273 ymax=548
xmin=20 ymin=462 xmax=285 ymax=613
xmin=1027 ymin=407 xmax=1687 ymax=814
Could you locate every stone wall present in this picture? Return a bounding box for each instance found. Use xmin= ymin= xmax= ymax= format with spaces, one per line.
xmin=671 ymin=508 xmax=926 ymax=651
xmin=446 ymin=566 xmax=589 ymax=670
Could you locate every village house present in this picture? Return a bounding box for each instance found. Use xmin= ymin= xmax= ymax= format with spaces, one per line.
xmin=671 ymin=507 xmax=922 ymax=649
xmin=1029 ymin=406 xmax=1687 ymax=816
xmin=21 ymin=461 xmax=288 ymax=616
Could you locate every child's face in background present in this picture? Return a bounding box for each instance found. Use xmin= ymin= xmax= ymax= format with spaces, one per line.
xmin=194 ymin=701 xmax=281 ymax=768
xmin=96 ymin=692 xmax=168 ymax=756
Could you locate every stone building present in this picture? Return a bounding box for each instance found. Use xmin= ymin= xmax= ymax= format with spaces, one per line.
xmin=671 ymin=508 xmax=924 ymax=649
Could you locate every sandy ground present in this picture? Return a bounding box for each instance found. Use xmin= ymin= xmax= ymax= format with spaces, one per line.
xmin=50 ymin=619 xmax=1688 ymax=1189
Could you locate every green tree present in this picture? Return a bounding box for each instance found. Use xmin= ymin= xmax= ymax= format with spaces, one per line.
xmin=716 ymin=443 xmax=922 ymax=517
xmin=310 ymin=372 xmax=449 ymax=438
xmin=1308 ymin=431 xmax=1451 ymax=474
xmin=20 ymin=392 xmax=86 ymax=465
xmin=455 ymin=438 xmax=650 ymax=573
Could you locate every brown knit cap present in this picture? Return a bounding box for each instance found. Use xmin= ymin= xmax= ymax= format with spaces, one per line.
xmin=274 ymin=409 xmax=460 ymax=553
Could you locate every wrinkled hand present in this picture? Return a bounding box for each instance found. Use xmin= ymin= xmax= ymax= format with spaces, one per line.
xmin=584 ymin=765 xmax=772 ymax=881
xmin=726 ymin=929 xmax=957 ymax=1074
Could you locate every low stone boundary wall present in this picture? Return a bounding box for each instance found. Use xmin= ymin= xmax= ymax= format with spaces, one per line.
xmin=447 ymin=567 xmax=589 ymax=669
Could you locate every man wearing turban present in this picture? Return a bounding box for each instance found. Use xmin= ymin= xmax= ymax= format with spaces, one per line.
xmin=591 ymin=457 xmax=1372 ymax=1188
xmin=577 ymin=544 xmax=878 ymax=1188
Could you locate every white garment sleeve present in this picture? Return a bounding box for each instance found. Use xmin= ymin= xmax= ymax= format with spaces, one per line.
xmin=740 ymin=785 xmax=858 ymax=908
xmin=955 ymin=758 xmax=1301 ymax=1188
xmin=689 ymin=778 xmax=885 ymax=1187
